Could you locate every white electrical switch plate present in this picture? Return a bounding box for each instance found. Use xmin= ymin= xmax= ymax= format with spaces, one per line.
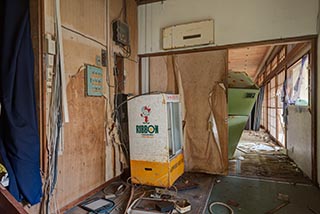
xmin=46 ymin=67 xmax=53 ymax=80
xmin=46 ymin=55 xmax=54 ymax=67
xmin=46 ymin=35 xmax=56 ymax=55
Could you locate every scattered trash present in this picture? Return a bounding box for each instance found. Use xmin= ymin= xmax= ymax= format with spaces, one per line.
xmin=156 ymin=188 xmax=177 ymax=197
xmin=104 ymin=193 xmax=116 ymax=200
xmin=235 ymin=159 xmax=241 ymax=174
xmin=171 ymin=178 xmax=198 ymax=191
xmin=274 ymin=146 xmax=281 ymax=151
xmin=277 ymin=193 xmax=289 ymax=202
xmin=155 ymin=201 xmax=175 ymax=212
xmin=209 ymin=201 xmax=234 ymax=214
xmin=80 ymin=198 xmax=115 ymax=214
xmin=127 ymin=198 xmax=174 ymax=214
xmin=237 ymin=156 xmax=245 ymax=161
xmin=227 ymin=199 xmax=239 ymax=207
xmin=216 ymin=179 xmax=221 ymax=183
xmin=251 ymin=144 xmax=275 ymax=151
xmin=265 ymin=193 xmax=290 ymax=214
xmin=308 ymin=206 xmax=320 ymax=214
xmin=175 ymin=200 xmax=191 ymax=213
xmin=265 ymin=201 xmax=289 ymax=214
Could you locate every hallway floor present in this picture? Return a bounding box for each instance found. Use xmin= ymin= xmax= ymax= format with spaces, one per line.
xmin=206 ymin=176 xmax=320 ymax=214
xmin=229 ymin=130 xmax=311 ymax=184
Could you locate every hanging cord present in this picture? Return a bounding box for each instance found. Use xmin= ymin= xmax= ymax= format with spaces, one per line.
xmin=41 ymin=57 xmax=63 ymax=214
xmin=209 ymin=201 xmax=234 ymax=214
xmin=208 ymin=83 xmax=225 ymax=169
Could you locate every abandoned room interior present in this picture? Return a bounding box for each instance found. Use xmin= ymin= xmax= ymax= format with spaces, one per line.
xmin=0 ymin=0 xmax=320 ymax=213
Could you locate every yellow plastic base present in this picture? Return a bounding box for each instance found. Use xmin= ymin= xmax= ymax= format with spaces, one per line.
xmin=130 ymin=153 xmax=184 ymax=187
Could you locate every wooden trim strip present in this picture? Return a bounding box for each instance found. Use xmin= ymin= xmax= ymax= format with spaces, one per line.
xmin=136 ymin=0 xmax=165 ymax=5
xmin=59 ymin=175 xmax=120 ymax=213
xmin=138 ymin=57 xmax=142 ymax=94
xmin=262 ymin=42 xmax=310 ymax=85
xmin=0 ymin=185 xmax=28 ymax=214
xmin=138 ymin=35 xmax=317 ymax=58
xmin=310 ymin=38 xmax=318 ymax=185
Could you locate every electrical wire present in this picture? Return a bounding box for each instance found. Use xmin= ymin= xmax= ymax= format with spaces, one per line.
xmin=115 ymin=91 xmax=161 ymax=111
xmin=209 ymin=202 xmax=234 ymax=214
xmin=61 ymin=25 xmax=107 ymax=48
xmin=41 ymin=44 xmax=63 ymax=214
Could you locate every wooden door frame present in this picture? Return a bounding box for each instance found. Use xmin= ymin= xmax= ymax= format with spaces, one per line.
xmin=30 ymin=0 xmax=46 ymax=173
xmin=138 ymin=35 xmax=318 ymax=185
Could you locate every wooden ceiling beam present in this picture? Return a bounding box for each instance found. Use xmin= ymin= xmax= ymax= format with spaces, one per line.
xmin=136 ymin=0 xmax=165 ymax=5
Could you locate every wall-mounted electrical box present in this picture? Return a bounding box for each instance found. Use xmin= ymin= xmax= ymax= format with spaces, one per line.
xmin=112 ymin=20 xmax=130 ymax=46
xmin=128 ymin=94 xmax=184 ymax=187
xmin=86 ymin=65 xmax=103 ymax=96
xmin=162 ymin=19 xmax=214 ymax=50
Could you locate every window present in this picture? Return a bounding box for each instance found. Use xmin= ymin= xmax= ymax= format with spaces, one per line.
xmin=277 ymin=70 xmax=286 ymax=146
xmin=287 ymin=55 xmax=309 ymax=106
xmin=279 ymin=47 xmax=285 ymax=63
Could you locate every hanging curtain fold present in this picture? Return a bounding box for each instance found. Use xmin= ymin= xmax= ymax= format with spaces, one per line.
xmin=0 ymin=0 xmax=42 ymax=205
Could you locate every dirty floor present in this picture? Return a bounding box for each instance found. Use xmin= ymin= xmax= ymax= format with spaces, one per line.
xmin=206 ymin=176 xmax=320 ymax=214
xmin=65 ymin=173 xmax=215 ymax=214
xmin=229 ymin=130 xmax=311 ymax=184
xmin=65 ymin=130 xmax=316 ymax=214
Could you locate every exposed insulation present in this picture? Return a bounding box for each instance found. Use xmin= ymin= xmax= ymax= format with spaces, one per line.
xmin=173 ymin=50 xmax=228 ymax=174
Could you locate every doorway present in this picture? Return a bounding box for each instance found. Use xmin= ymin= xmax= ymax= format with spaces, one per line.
xmin=227 ymin=40 xmax=317 ymax=184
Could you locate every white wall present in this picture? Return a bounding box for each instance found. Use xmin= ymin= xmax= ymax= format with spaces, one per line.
xmin=138 ymin=0 xmax=318 ymax=54
xmin=287 ymin=106 xmax=312 ymax=178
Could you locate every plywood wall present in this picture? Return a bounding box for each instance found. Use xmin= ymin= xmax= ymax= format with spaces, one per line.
xmin=317 ymin=4 xmax=320 ymax=186
xmin=148 ymin=51 xmax=228 ymax=174
xmin=149 ymin=56 xmax=177 ymax=93
xmin=174 ymin=51 xmax=228 ymax=174
xmin=287 ymin=106 xmax=312 ymax=178
xmin=42 ymin=0 xmax=138 ymax=210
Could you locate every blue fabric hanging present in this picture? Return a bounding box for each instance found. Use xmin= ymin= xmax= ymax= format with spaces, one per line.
xmin=0 ymin=0 xmax=42 ymax=205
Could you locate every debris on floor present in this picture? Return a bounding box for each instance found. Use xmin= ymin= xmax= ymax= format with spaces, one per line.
xmin=128 ymin=198 xmax=175 ymax=213
xmin=235 ymin=130 xmax=286 ymax=155
xmin=175 ymin=200 xmax=191 ymax=213
xmin=265 ymin=201 xmax=289 ymax=214
xmin=229 ymin=130 xmax=311 ymax=184
xmin=65 ymin=173 xmax=215 ymax=214
xmin=265 ymin=192 xmax=290 ymax=214
xmin=229 ymin=153 xmax=311 ymax=184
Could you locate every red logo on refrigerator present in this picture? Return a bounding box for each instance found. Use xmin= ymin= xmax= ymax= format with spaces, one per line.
xmin=140 ymin=106 xmax=151 ymax=124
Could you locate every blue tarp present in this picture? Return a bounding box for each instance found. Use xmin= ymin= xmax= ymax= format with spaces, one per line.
xmin=0 ymin=0 xmax=42 ymax=205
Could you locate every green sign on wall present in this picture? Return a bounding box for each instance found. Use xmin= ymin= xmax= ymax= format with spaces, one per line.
xmin=86 ymin=64 xmax=103 ymax=96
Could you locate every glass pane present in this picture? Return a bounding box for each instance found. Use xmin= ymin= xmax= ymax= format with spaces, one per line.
xmin=279 ymin=47 xmax=285 ymax=63
xmin=277 ymin=109 xmax=285 ymax=146
xmin=287 ymin=55 xmax=309 ymax=106
xmin=172 ymin=103 xmax=182 ymax=154
xmin=167 ymin=103 xmax=173 ymax=157
xmin=168 ymin=102 xmax=182 ymax=158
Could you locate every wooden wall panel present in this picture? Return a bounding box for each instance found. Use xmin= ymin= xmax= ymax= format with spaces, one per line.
xmin=148 ymin=51 xmax=228 ymax=174
xmin=124 ymin=0 xmax=139 ymax=94
xmin=55 ymin=32 xmax=106 ymax=206
xmin=61 ymin=0 xmax=106 ymax=42
xmin=40 ymin=0 xmax=138 ymax=210
xmin=149 ymin=56 xmax=178 ymax=93
xmin=150 ymin=56 xmax=168 ymax=92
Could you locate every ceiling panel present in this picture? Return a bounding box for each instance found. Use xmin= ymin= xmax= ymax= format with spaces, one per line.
xmin=136 ymin=0 xmax=166 ymax=5
xmin=228 ymin=45 xmax=271 ymax=79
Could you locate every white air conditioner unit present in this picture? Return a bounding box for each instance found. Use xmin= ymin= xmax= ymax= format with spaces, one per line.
xmin=162 ymin=19 xmax=214 ymax=50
